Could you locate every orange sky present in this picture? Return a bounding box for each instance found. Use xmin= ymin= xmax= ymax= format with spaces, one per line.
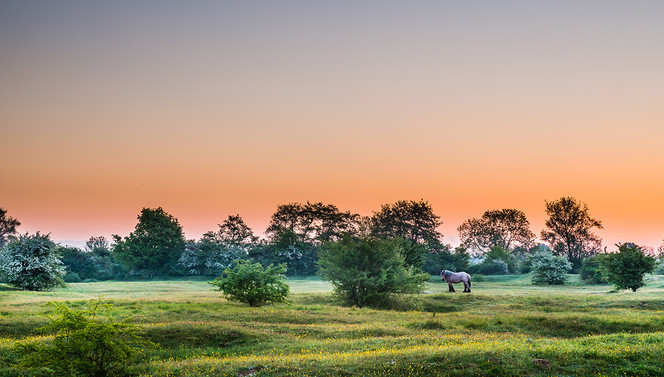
xmin=2 ymin=2 xmax=663 ymax=249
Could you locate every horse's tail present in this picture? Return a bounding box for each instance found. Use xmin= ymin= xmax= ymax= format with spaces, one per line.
xmin=467 ymin=273 xmax=471 ymax=288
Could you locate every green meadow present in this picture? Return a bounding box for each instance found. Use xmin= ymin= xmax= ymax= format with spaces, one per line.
xmin=2 ymin=275 xmax=664 ymax=376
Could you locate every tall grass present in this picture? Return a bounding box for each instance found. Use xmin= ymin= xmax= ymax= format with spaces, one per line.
xmin=2 ymin=275 xmax=664 ymax=376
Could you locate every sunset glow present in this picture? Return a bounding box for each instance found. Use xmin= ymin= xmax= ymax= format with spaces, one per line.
xmin=2 ymin=1 xmax=663 ymax=249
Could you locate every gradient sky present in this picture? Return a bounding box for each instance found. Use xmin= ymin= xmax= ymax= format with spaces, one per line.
xmin=2 ymin=1 xmax=663 ymax=249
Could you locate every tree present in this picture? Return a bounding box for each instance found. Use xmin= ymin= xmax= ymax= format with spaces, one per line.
xmin=217 ymin=214 xmax=259 ymax=248
xmin=0 ymin=207 xmax=21 ymax=248
xmin=370 ymin=199 xmax=443 ymax=268
xmin=540 ymin=197 xmax=603 ymax=271
xmin=599 ymin=243 xmax=656 ymax=292
xmin=209 ymin=260 xmax=289 ymax=306
xmin=58 ymin=246 xmax=98 ymax=282
xmin=86 ymin=236 xmax=111 ymax=258
xmin=422 ymin=246 xmax=470 ymax=275
xmin=458 ymin=209 xmax=535 ymax=256
xmin=371 ymin=199 xmax=442 ymax=246
xmin=266 ymin=202 xmax=359 ymax=245
xmin=112 ymin=207 xmax=185 ymax=276
xmin=468 ymin=246 xmax=516 ymax=275
xmin=85 ymin=236 xmax=126 ymax=280
xmin=16 ymin=298 xmax=150 ymax=377
xmin=530 ymin=248 xmax=572 ymax=285
xmin=262 ymin=202 xmax=359 ymax=275
xmin=580 ymin=256 xmax=608 ymax=284
xmin=318 ymin=236 xmax=430 ymax=308
xmin=178 ymin=232 xmax=246 ymax=276
xmin=0 ymin=232 xmax=66 ymax=291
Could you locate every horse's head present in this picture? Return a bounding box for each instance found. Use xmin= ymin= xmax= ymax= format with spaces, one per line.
xmin=440 ymin=270 xmax=448 ymax=281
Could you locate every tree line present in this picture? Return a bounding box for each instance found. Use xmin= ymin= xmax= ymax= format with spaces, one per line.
xmin=1 ymin=197 xmax=663 ymax=289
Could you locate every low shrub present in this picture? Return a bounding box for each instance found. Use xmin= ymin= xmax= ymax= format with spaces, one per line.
xmin=14 ymin=298 xmax=150 ymax=377
xmin=0 ymin=232 xmax=66 ymax=291
xmin=209 ymin=260 xmax=289 ymax=306
xmin=530 ymin=249 xmax=572 ymax=285
xmin=599 ymin=243 xmax=656 ymax=292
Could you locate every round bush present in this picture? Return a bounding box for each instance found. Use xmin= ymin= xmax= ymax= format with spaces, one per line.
xmin=209 ymin=260 xmax=289 ymax=306
xmin=530 ymin=250 xmax=572 ymax=285
xmin=0 ymin=233 xmax=65 ymax=291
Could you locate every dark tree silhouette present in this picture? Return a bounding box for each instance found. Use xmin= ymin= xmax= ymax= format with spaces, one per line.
xmin=370 ymin=199 xmax=442 ymax=246
xmin=0 ymin=207 xmax=21 ymax=247
xmin=458 ymin=208 xmax=535 ymax=256
xmin=112 ymin=207 xmax=185 ymax=276
xmin=541 ymin=197 xmax=603 ymax=270
xmin=266 ymin=202 xmax=359 ymax=245
xmin=217 ymin=214 xmax=258 ymax=248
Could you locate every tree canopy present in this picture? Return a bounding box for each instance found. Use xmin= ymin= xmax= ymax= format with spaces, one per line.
xmin=0 ymin=207 xmax=21 ymax=247
xmin=266 ymin=202 xmax=359 ymax=245
xmin=217 ymin=214 xmax=258 ymax=248
xmin=540 ymin=197 xmax=603 ymax=270
xmin=370 ymin=199 xmax=442 ymax=247
xmin=458 ymin=208 xmax=535 ymax=256
xmin=112 ymin=207 xmax=185 ymax=276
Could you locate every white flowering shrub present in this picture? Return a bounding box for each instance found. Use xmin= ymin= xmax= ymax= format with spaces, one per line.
xmin=0 ymin=232 xmax=66 ymax=291
xmin=178 ymin=241 xmax=246 ymax=276
xmin=530 ymin=249 xmax=572 ymax=285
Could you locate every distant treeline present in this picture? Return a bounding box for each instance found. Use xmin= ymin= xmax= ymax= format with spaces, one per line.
xmin=2 ymin=197 xmax=663 ymax=282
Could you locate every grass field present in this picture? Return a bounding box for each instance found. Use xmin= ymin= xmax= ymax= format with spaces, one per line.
xmin=2 ymin=275 xmax=664 ymax=376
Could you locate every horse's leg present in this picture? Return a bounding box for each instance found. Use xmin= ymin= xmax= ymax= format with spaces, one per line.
xmin=463 ymin=280 xmax=471 ymax=293
xmin=448 ymin=283 xmax=455 ymax=292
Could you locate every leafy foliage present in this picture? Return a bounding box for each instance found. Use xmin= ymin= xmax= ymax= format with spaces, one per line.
xmin=209 ymin=260 xmax=289 ymax=306
xmin=421 ymin=246 xmax=470 ymax=274
xmin=15 ymin=298 xmax=150 ymax=377
xmin=217 ymin=214 xmax=259 ymax=248
xmin=541 ymin=197 xmax=603 ymax=271
xmin=458 ymin=208 xmax=535 ymax=256
xmin=0 ymin=232 xmax=66 ymax=291
xmin=318 ymin=236 xmax=430 ymax=308
xmin=59 ymin=239 xmax=126 ymax=282
xmin=369 ymin=200 xmax=445 ymax=269
xmin=530 ymin=249 xmax=572 ymax=285
xmin=468 ymin=258 xmax=509 ymax=276
xmin=59 ymin=246 xmax=99 ymax=282
xmin=580 ymin=256 xmax=608 ymax=284
xmin=178 ymin=234 xmax=246 ymax=276
xmin=0 ymin=207 xmax=21 ymax=248
xmin=112 ymin=207 xmax=185 ymax=276
xmin=370 ymin=199 xmax=442 ymax=247
xmin=266 ymin=202 xmax=359 ymax=245
xmin=262 ymin=202 xmax=359 ymax=275
xmin=599 ymin=243 xmax=656 ymax=292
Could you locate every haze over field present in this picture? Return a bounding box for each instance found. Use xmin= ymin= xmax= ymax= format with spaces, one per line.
xmin=2 ymin=1 xmax=663 ymax=248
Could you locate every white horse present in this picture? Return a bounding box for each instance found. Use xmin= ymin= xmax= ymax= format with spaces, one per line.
xmin=441 ymin=270 xmax=471 ymax=293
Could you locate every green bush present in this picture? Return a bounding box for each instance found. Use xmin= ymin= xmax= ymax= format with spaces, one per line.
xmin=209 ymin=260 xmax=289 ymax=306
xmin=15 ymin=298 xmax=150 ymax=377
xmin=599 ymin=243 xmax=656 ymax=292
xmin=468 ymin=258 xmax=509 ymax=275
xmin=485 ymin=246 xmax=517 ymax=273
xmin=530 ymin=249 xmax=572 ymax=285
xmin=318 ymin=236 xmax=430 ymax=308
xmin=580 ymin=256 xmax=608 ymax=284
xmin=421 ymin=246 xmax=469 ymax=274
xmin=0 ymin=232 xmax=66 ymax=291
